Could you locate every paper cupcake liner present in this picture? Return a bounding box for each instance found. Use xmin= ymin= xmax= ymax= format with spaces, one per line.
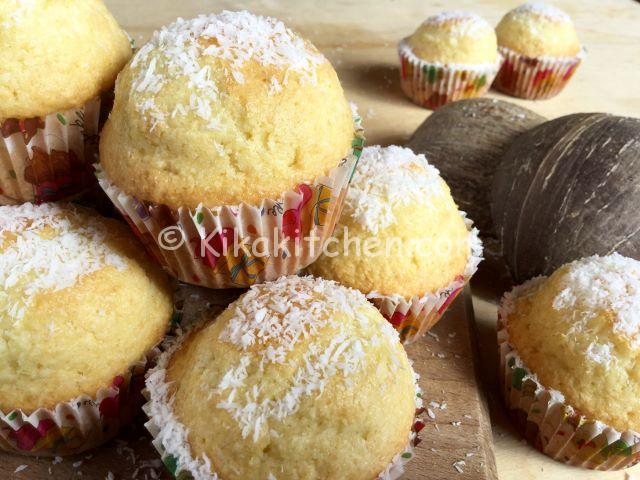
xmin=493 ymin=46 xmax=585 ymax=100
xmin=97 ymin=109 xmax=365 ymax=289
xmin=398 ymin=39 xmax=502 ymax=110
xmin=0 ymin=95 xmax=108 ymax=205
xmin=143 ymin=323 xmax=425 ymax=480
xmin=367 ymin=214 xmax=483 ymax=344
xmin=0 ymin=350 xmax=154 ymax=457
xmin=497 ymin=279 xmax=640 ymax=470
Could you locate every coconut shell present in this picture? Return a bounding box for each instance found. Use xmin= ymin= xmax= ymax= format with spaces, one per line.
xmin=492 ymin=113 xmax=640 ymax=283
xmin=407 ymin=98 xmax=545 ymax=239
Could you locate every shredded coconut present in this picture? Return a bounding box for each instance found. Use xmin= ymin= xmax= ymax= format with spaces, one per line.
xmin=586 ymin=341 xmax=615 ymax=366
xmin=218 ymin=275 xmax=368 ymax=363
xmin=344 ymin=145 xmax=445 ymax=234
xmin=0 ymin=203 xmax=127 ymax=324
xmin=130 ymin=10 xmax=325 ymax=129
xmin=552 ymin=253 xmax=640 ymax=347
xmin=421 ymin=10 xmax=492 ymax=37
xmin=511 ymin=2 xmax=572 ymax=23
xmin=1 ymin=0 xmax=36 ymax=28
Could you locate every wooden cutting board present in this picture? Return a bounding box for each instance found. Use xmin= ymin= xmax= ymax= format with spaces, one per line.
xmin=0 ymin=286 xmax=497 ymax=480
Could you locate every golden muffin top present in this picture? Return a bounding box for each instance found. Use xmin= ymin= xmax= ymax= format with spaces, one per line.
xmin=100 ymin=10 xmax=354 ymax=210
xmin=406 ymin=11 xmax=499 ymax=65
xmin=504 ymin=253 xmax=640 ymax=433
xmin=0 ymin=0 xmax=132 ymax=120
xmin=147 ymin=275 xmax=418 ymax=480
xmin=496 ymin=2 xmax=581 ymax=57
xmin=310 ymin=146 xmax=479 ymax=298
xmin=0 ymin=203 xmax=173 ymax=412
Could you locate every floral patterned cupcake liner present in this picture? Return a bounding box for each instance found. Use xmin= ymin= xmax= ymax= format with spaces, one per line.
xmin=367 ymin=214 xmax=483 ymax=344
xmin=142 ymin=322 xmax=425 ymax=480
xmin=0 ymin=94 xmax=111 ymax=205
xmin=398 ymin=39 xmax=502 ymax=110
xmin=493 ymin=46 xmax=586 ymax=100
xmin=97 ymin=109 xmax=365 ymax=289
xmin=498 ymin=279 xmax=640 ymax=470
xmin=0 ymin=349 xmax=154 ymax=457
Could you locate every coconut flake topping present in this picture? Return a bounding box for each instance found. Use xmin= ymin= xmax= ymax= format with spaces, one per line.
xmin=422 ymin=11 xmax=492 ymax=37
xmin=214 ymin=276 xmax=402 ymax=441
xmin=512 ymin=2 xmax=572 ymax=23
xmin=130 ymin=10 xmax=325 ymax=130
xmin=0 ymin=203 xmax=127 ymax=324
xmin=344 ymin=145 xmax=445 ymax=234
xmin=552 ymin=253 xmax=640 ymax=347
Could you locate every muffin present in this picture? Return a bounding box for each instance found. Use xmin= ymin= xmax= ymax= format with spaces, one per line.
xmin=0 ymin=0 xmax=132 ymax=205
xmin=499 ymin=253 xmax=640 ymax=470
xmin=398 ymin=11 xmax=502 ymax=109
xmin=494 ymin=2 xmax=584 ymax=99
xmin=310 ymin=146 xmax=482 ymax=343
xmin=0 ymin=203 xmax=173 ymax=455
xmin=145 ymin=275 xmax=423 ymax=480
xmin=98 ymin=10 xmax=363 ymax=289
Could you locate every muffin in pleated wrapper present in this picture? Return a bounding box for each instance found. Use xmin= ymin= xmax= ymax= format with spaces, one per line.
xmin=0 ymin=351 xmax=152 ymax=456
xmin=398 ymin=39 xmax=502 ymax=110
xmin=369 ymin=215 xmax=482 ymax=343
xmin=142 ymin=276 xmax=425 ymax=480
xmin=309 ymin=146 xmax=483 ymax=343
xmin=0 ymin=97 xmax=104 ymax=205
xmin=142 ymin=331 xmax=424 ymax=480
xmin=493 ymin=46 xmax=585 ymax=100
xmin=97 ymin=114 xmax=364 ymax=289
xmin=498 ymin=279 xmax=640 ymax=470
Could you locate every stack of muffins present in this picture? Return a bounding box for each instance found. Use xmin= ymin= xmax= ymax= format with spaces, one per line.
xmin=399 ymin=1 xmax=584 ymax=108
xmin=0 ymin=3 xmax=485 ymax=478
xmin=2 ymin=0 xmax=630 ymax=477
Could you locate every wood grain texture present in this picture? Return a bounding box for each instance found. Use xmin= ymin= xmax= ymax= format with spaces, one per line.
xmin=0 ymin=288 xmax=496 ymax=480
xmin=492 ymin=113 xmax=640 ymax=282
xmin=407 ymin=98 xmax=545 ymax=238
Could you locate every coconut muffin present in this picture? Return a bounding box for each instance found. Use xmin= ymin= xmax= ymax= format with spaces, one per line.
xmin=98 ymin=10 xmax=360 ymax=289
xmin=310 ymin=146 xmax=481 ymax=341
xmin=408 ymin=11 xmax=499 ymax=65
xmin=398 ymin=11 xmax=501 ymax=109
xmin=145 ymin=276 xmax=421 ymax=480
xmin=500 ymin=253 xmax=640 ymax=469
xmin=494 ymin=2 xmax=583 ymax=99
xmin=0 ymin=0 xmax=132 ymax=205
xmin=0 ymin=0 xmax=131 ymax=119
xmin=100 ymin=10 xmax=354 ymax=210
xmin=0 ymin=203 xmax=172 ymax=415
xmin=496 ymin=2 xmax=580 ymax=58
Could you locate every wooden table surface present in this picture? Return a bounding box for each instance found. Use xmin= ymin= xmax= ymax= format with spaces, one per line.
xmin=108 ymin=1 xmax=640 ymax=478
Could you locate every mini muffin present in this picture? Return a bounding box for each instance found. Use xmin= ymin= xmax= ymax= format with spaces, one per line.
xmin=494 ymin=2 xmax=584 ymax=99
xmin=99 ymin=10 xmax=362 ymax=289
xmin=145 ymin=275 xmax=423 ymax=480
xmin=310 ymin=146 xmax=482 ymax=342
xmin=398 ymin=11 xmax=502 ymax=109
xmin=499 ymin=253 xmax=640 ymax=470
xmin=0 ymin=0 xmax=132 ymax=205
xmin=0 ymin=203 xmax=173 ymax=456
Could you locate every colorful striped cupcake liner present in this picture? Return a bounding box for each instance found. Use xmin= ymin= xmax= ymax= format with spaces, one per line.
xmin=97 ymin=109 xmax=364 ymax=289
xmin=0 ymin=94 xmax=111 ymax=205
xmin=368 ymin=213 xmax=482 ymax=344
xmin=398 ymin=39 xmax=502 ymax=110
xmin=0 ymin=350 xmax=153 ymax=457
xmin=493 ymin=46 xmax=585 ymax=100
